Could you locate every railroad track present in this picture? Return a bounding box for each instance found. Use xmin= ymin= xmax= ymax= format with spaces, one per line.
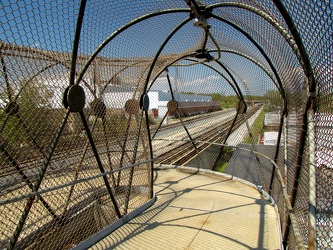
xmin=155 ymin=106 xmax=260 ymax=166
xmin=150 ymin=109 xmax=234 ymax=133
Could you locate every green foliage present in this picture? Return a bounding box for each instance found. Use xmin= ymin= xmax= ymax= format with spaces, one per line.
xmin=263 ymin=90 xmax=282 ymax=111
xmin=0 ymin=111 xmax=26 ymax=143
xmin=214 ymin=146 xmax=234 ymax=173
xmin=243 ymin=107 xmax=268 ymax=144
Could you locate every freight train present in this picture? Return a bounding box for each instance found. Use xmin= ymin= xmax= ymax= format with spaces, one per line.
xmin=167 ymin=101 xmax=221 ymax=117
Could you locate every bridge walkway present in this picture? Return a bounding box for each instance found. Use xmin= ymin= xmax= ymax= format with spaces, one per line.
xmin=90 ymin=167 xmax=281 ymax=250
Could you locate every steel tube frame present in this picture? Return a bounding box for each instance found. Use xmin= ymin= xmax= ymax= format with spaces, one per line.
xmin=7 ymin=110 xmax=71 ymax=249
xmin=74 ymin=9 xmax=191 ymax=86
xmin=0 ymin=142 xmax=59 ymax=222
xmin=79 ymin=111 xmax=122 ymax=218
xmin=210 ymin=14 xmax=286 ymax=101
xmin=272 ymin=1 xmax=317 ymax=247
xmin=142 ymin=17 xmax=193 ymax=94
xmin=207 ymin=2 xmax=301 ymax=62
xmin=307 ymin=107 xmax=317 ymax=250
xmin=123 ymin=110 xmax=145 ymax=214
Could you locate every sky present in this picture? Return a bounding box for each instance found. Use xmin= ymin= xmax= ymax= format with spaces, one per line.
xmin=1 ymin=0 xmax=279 ymax=102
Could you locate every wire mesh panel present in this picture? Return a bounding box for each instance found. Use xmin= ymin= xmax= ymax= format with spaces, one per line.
xmin=1 ymin=0 xmax=332 ymax=249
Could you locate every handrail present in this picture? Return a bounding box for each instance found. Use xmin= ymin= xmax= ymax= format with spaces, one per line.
xmin=153 ymin=138 xmax=306 ymax=250
xmin=0 ymin=159 xmax=155 ymax=206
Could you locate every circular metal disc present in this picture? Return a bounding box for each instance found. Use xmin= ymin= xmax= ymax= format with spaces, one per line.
xmin=67 ymin=85 xmax=86 ymax=112
xmin=125 ymin=99 xmax=140 ymax=115
xmin=167 ymin=100 xmax=178 ymax=112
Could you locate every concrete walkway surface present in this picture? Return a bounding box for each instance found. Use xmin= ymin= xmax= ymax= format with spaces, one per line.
xmin=90 ymin=167 xmax=281 ymax=250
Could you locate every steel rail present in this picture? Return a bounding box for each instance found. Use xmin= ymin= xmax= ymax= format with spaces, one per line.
xmin=0 ymin=159 xmax=155 ymax=206
xmin=156 ymin=106 xmax=259 ymax=165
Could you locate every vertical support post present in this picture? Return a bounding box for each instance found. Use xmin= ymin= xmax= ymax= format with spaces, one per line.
xmin=79 ymin=111 xmax=122 ymax=218
xmin=283 ymin=115 xmax=288 ymax=185
xmin=243 ymin=112 xmax=267 ymax=191
xmin=308 ymin=107 xmax=316 ymax=249
xmin=177 ymin=110 xmax=205 ymax=168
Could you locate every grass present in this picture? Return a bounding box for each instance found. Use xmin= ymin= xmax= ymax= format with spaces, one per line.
xmin=213 ymin=146 xmax=234 ymax=173
xmin=243 ymin=106 xmax=268 ymax=144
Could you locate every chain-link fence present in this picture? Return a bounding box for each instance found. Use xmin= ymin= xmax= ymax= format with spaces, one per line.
xmin=1 ymin=0 xmax=332 ymax=249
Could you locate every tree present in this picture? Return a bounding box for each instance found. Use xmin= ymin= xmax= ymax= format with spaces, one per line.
xmin=263 ymin=90 xmax=282 ymax=111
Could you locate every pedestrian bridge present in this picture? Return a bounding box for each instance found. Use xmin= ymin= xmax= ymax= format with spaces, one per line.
xmin=0 ymin=1 xmax=332 ymax=249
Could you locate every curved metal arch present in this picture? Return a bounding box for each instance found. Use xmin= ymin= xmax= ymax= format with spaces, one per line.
xmin=210 ymin=13 xmax=286 ymax=103
xmin=146 ymin=52 xmax=239 ymax=101
xmin=272 ymin=1 xmax=317 ymax=248
xmin=75 ymin=9 xmax=191 ymax=86
xmin=97 ymin=60 xmax=150 ymax=96
xmin=213 ymin=60 xmax=245 ymax=102
xmin=185 ymin=59 xmax=242 ymax=100
xmin=142 ymin=17 xmax=194 ymax=94
xmin=146 ymin=53 xmax=196 ymax=92
xmin=1 ymin=56 xmax=13 ymax=101
xmin=206 ymin=2 xmax=301 ymax=64
xmin=0 ymin=63 xmax=59 ymax=135
xmin=215 ymin=49 xmax=281 ymax=93
xmin=69 ymin=0 xmax=87 ymax=87
xmin=272 ymin=0 xmax=315 ymax=92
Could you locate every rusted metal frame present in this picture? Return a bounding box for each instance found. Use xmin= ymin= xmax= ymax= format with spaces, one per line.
xmin=307 ymin=107 xmax=317 ymax=250
xmin=211 ymin=14 xmax=286 ymax=100
xmin=123 ymin=110 xmax=145 ymax=214
xmin=8 ymin=110 xmax=71 ymax=249
xmin=243 ymin=111 xmax=268 ymax=191
xmin=283 ymin=99 xmax=313 ymax=248
xmin=283 ymin=116 xmax=288 ymax=184
xmin=79 ymin=110 xmax=122 ymax=218
xmin=0 ymin=140 xmax=59 ymax=222
xmin=116 ymin=114 xmax=132 ymax=187
xmin=176 ymin=109 xmax=205 ymax=167
xmin=102 ymin=117 xmax=117 ymax=187
xmin=212 ymin=12 xmax=288 ymax=191
xmin=151 ymin=70 xmax=176 ymax=139
xmin=74 ymin=9 xmax=191 ymax=86
xmin=146 ymin=109 xmax=154 ymax=199
xmin=206 ymin=2 xmax=301 ymax=61
xmin=69 ymin=0 xmax=87 ymax=87
xmin=202 ymin=28 xmax=209 ymax=51
xmin=272 ymin=1 xmax=317 ymax=248
xmin=142 ymin=17 xmax=193 ymax=94
xmin=1 ymin=55 xmax=13 ymax=101
xmin=63 ymin=116 xmax=99 ymax=211
xmin=269 ymin=102 xmax=287 ymax=192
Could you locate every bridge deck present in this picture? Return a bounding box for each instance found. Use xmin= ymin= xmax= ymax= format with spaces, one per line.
xmin=90 ymin=167 xmax=281 ymax=250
